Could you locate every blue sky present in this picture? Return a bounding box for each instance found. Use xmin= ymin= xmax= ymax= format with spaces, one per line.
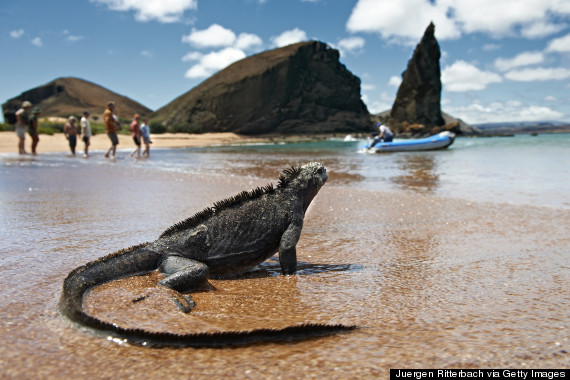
xmin=2 ymin=0 xmax=570 ymax=124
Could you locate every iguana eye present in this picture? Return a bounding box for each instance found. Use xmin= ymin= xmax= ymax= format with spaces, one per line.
xmin=317 ymin=168 xmax=323 ymax=174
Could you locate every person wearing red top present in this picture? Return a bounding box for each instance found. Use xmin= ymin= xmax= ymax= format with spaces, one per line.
xmin=129 ymin=114 xmax=141 ymax=158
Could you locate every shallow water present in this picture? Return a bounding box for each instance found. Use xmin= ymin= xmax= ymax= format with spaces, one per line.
xmin=115 ymin=133 xmax=570 ymax=209
xmin=0 ymin=136 xmax=568 ymax=378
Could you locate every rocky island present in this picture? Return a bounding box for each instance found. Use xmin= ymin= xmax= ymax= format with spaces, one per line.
xmin=151 ymin=41 xmax=371 ymax=135
xmin=378 ymin=23 xmax=480 ymax=137
xmin=3 ymin=28 xmax=480 ymax=138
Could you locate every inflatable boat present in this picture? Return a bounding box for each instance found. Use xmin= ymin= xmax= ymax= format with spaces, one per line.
xmin=362 ymin=131 xmax=455 ymax=153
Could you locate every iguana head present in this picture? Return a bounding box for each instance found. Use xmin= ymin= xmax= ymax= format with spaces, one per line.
xmin=300 ymin=161 xmax=328 ymax=188
xmin=285 ymin=162 xmax=328 ymax=212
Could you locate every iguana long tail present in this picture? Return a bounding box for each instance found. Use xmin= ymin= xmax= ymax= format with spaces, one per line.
xmin=59 ymin=244 xmax=355 ymax=348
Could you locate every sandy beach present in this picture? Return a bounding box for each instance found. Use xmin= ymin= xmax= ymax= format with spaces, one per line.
xmin=0 ymin=132 xmax=568 ymax=378
xmin=0 ymin=131 xmax=268 ymax=154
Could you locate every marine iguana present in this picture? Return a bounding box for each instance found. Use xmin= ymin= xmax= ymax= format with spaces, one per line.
xmin=59 ymin=162 xmax=355 ymax=347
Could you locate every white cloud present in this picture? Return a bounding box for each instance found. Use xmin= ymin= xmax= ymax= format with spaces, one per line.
xmin=388 ymin=76 xmax=402 ymax=87
xmin=182 ymin=51 xmax=202 ymax=62
xmin=545 ymin=33 xmax=570 ymax=53
xmin=271 ymin=28 xmax=307 ymax=47
xmin=62 ymin=30 xmax=83 ymax=42
xmin=234 ymin=33 xmax=263 ymax=50
xmin=181 ymin=25 xmax=264 ymax=79
xmin=182 ymin=24 xmax=262 ymax=52
xmin=91 ymin=0 xmax=197 ymax=23
xmin=10 ymin=29 xmax=24 ymax=38
xmin=182 ymin=24 xmax=237 ymax=48
xmin=451 ymin=0 xmax=555 ymax=36
xmin=31 ymin=37 xmax=42 ymax=47
xmin=184 ymin=64 xmax=211 ymax=78
xmin=518 ymin=106 xmax=565 ymax=120
xmin=336 ymin=37 xmax=365 ymax=55
xmin=441 ymin=60 xmax=502 ymax=92
xmin=184 ymin=47 xmax=246 ymax=78
xmin=521 ymin=21 xmax=567 ymax=39
xmin=141 ymin=50 xmax=153 ymax=58
xmin=362 ymin=91 xmax=395 ymax=114
xmin=346 ymin=0 xmax=570 ymax=43
xmin=67 ymin=35 xmax=84 ymax=42
xmin=363 ymin=97 xmax=393 ymax=114
xmin=447 ymin=101 xmax=564 ymax=124
xmin=361 ymin=84 xmax=376 ymax=91
xmin=346 ymin=0 xmax=460 ymax=42
xmin=494 ymin=51 xmax=544 ymax=72
xmin=544 ymin=95 xmax=557 ymax=102
xmin=505 ymin=67 xmax=570 ymax=81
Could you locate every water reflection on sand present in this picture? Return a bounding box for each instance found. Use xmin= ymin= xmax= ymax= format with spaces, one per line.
xmin=391 ymin=155 xmax=440 ymax=192
xmin=0 ymin=146 xmax=568 ymax=378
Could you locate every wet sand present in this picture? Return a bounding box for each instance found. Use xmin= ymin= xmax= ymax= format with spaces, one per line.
xmin=0 ymin=153 xmax=568 ymax=378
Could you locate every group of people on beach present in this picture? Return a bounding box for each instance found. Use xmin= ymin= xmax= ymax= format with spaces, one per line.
xmin=102 ymin=101 xmax=151 ymax=159
xmin=12 ymin=100 xmax=151 ymax=158
xmin=13 ymin=99 xmax=388 ymax=156
xmin=61 ymin=111 xmax=93 ymax=157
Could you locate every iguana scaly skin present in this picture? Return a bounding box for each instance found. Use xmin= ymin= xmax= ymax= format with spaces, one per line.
xmin=59 ymin=162 xmax=355 ymax=347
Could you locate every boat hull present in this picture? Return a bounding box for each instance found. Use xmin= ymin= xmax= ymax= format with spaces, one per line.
xmin=362 ymin=132 xmax=455 ymax=153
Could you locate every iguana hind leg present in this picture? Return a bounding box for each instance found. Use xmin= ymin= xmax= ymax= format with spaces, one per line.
xmin=158 ymin=256 xmax=209 ymax=293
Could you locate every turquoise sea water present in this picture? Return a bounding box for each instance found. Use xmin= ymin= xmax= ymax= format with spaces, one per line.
xmin=6 ymin=133 xmax=565 ymax=209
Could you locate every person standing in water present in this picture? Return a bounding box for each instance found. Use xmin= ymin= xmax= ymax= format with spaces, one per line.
xmin=140 ymin=118 xmax=152 ymax=157
xmin=15 ymin=101 xmax=32 ymax=154
xmin=80 ymin=111 xmax=92 ymax=158
xmin=28 ymin=107 xmax=41 ymax=155
xmin=104 ymin=101 xmax=120 ymax=159
xmin=64 ymin=116 xmax=79 ymax=156
xmin=128 ymin=114 xmax=141 ymax=158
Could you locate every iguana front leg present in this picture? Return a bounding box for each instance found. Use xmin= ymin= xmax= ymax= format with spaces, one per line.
xmin=279 ymin=220 xmax=303 ymax=275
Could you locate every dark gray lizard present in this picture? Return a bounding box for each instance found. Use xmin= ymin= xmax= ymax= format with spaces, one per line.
xmin=59 ymin=162 xmax=355 ymax=347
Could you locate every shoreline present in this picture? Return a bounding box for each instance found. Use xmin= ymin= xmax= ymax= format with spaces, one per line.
xmin=0 ymin=131 xmax=349 ymax=155
xmin=0 ymin=131 xmax=266 ymax=154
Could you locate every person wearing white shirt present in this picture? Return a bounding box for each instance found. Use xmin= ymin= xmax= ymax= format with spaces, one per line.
xmin=80 ymin=111 xmax=92 ymax=157
xmin=370 ymin=123 xmax=393 ymax=147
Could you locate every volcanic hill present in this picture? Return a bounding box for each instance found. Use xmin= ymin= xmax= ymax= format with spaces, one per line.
xmin=2 ymin=77 xmax=152 ymax=121
xmin=152 ymin=41 xmax=371 ymax=135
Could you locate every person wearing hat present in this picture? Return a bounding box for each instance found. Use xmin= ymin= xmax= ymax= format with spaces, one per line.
xmin=28 ymin=107 xmax=41 ymax=155
xmin=15 ymin=100 xmax=32 ymax=154
xmin=370 ymin=122 xmax=394 ymax=147
xmin=64 ymin=116 xmax=79 ymax=156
